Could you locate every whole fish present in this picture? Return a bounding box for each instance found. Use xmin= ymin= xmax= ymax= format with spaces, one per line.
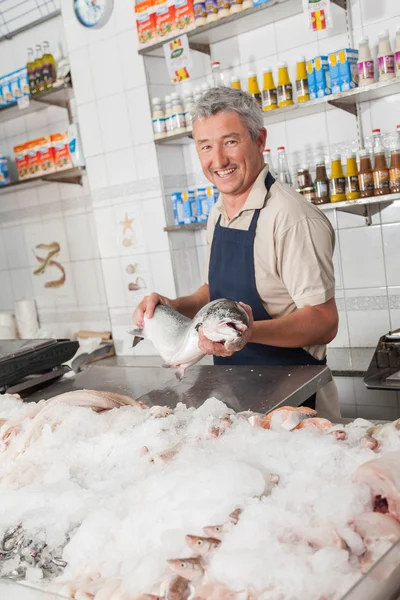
xmin=130 ymin=299 xmax=249 ymax=380
xmin=185 ymin=535 xmax=221 ymax=555
xmin=167 ymin=557 xmax=204 ymax=581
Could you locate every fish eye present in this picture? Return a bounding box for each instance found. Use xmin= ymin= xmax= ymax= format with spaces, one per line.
xmin=216 ymin=526 xmax=221 ymax=531
xmin=197 ymin=540 xmax=202 ymax=546
xmin=180 ymin=562 xmax=186 ymax=568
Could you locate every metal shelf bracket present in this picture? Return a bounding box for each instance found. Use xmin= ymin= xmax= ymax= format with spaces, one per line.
xmin=328 ymin=98 xmax=357 ymax=116
xmin=332 ymin=0 xmax=347 ymax=9
xmin=189 ymin=42 xmax=211 ymax=55
xmin=338 ymin=200 xmax=393 ymax=226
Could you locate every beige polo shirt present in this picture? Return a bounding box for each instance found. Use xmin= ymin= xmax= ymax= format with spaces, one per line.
xmin=205 ymin=165 xmax=336 ymax=361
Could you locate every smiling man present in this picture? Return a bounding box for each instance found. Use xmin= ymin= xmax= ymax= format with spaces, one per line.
xmin=134 ymin=87 xmax=340 ymax=417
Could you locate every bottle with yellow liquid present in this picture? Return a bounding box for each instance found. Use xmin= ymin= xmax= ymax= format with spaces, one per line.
xmin=34 ymin=44 xmax=45 ymax=94
xmin=231 ymin=76 xmax=241 ymax=89
xmin=330 ymin=155 xmax=346 ymax=202
xmin=42 ymin=41 xmax=57 ymax=90
xmin=295 ymin=58 xmax=309 ymax=103
xmin=345 ymin=153 xmax=360 ymax=201
xmin=247 ymin=71 xmax=262 ymax=110
xmin=27 ymin=48 xmax=36 ymax=95
xmin=262 ymin=68 xmax=277 ymax=112
xmin=277 ymin=62 xmax=293 ymax=108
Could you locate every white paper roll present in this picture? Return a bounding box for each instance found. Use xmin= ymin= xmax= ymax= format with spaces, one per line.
xmin=14 ymin=299 xmax=39 ymax=339
xmin=0 ymin=312 xmax=17 ymax=339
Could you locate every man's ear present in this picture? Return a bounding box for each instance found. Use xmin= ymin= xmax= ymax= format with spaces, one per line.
xmin=258 ymin=127 xmax=267 ymax=152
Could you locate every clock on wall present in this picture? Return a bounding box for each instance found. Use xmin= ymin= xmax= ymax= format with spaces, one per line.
xmin=73 ymin=0 xmax=114 ymax=29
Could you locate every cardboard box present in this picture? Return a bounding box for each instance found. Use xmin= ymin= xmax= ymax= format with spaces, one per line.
xmin=26 ymin=140 xmax=40 ymax=178
xmin=338 ymin=48 xmax=359 ymax=91
xmin=155 ymin=0 xmax=175 ymax=39
xmin=136 ymin=0 xmax=157 ymax=45
xmin=14 ymin=144 xmax=29 ymax=180
xmin=328 ymin=52 xmax=341 ymax=94
xmin=36 ymin=136 xmax=55 ymax=175
xmin=175 ymin=0 xmax=195 ymax=29
xmin=314 ymin=56 xmax=331 ymax=98
xmin=51 ymin=132 xmax=74 ymax=172
xmin=306 ymin=60 xmax=316 ymax=100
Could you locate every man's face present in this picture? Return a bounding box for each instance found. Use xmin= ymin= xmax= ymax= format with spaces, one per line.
xmin=193 ymin=111 xmax=266 ymax=196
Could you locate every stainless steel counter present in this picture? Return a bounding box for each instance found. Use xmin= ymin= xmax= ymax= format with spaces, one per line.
xmin=25 ymin=364 xmax=332 ymax=413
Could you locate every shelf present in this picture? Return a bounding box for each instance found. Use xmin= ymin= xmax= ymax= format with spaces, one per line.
xmin=139 ymin=0 xmax=346 ymax=56
xmin=164 ymin=222 xmax=207 ymax=232
xmin=0 ymin=167 xmax=85 ymax=191
xmin=0 ymin=83 xmax=74 ymax=124
xmin=318 ymin=193 xmax=399 ymax=212
xmin=155 ymin=130 xmax=193 ymax=145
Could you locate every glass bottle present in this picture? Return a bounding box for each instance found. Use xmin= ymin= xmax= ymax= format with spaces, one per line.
xmin=357 ymin=36 xmax=375 ymax=86
xmin=247 ymin=71 xmax=262 ymax=110
xmin=42 ymin=41 xmax=57 ymax=89
xmin=262 ymin=68 xmax=277 ymax=112
xmin=373 ymin=150 xmax=390 ymax=196
xmin=276 ymin=147 xmax=292 ymax=186
xmin=34 ymin=44 xmax=44 ymax=93
xmin=330 ymin=155 xmax=346 ymax=203
xmin=314 ymin=160 xmax=330 ymax=204
xmin=377 ymin=30 xmax=395 ymax=82
xmin=211 ymin=61 xmax=225 ymax=87
xmin=295 ymin=58 xmax=309 ymax=103
xmin=358 ymin=149 xmax=374 ymax=198
xmin=27 ymin=48 xmax=36 ymax=95
xmin=277 ymin=62 xmax=293 ymax=108
xmin=263 ymin=149 xmax=275 ymax=177
xmin=345 ymin=153 xmax=360 ymax=201
xmin=389 ymin=146 xmax=400 ymax=194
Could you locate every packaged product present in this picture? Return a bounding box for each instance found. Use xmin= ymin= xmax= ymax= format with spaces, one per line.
xmin=136 ymin=0 xmax=157 ymax=45
xmin=0 ymin=156 xmax=10 ymax=186
xmin=338 ymin=48 xmax=359 ymax=91
xmin=26 ymin=140 xmax=40 ymax=178
xmin=51 ymin=132 xmax=73 ymax=172
xmin=193 ymin=0 xmax=207 ymax=25
xmin=328 ymin=52 xmax=341 ymax=94
xmin=14 ymin=144 xmax=29 ymax=180
xmin=175 ymin=0 xmax=195 ymax=29
xmin=171 ymin=192 xmax=185 ymax=225
xmin=314 ymin=56 xmax=330 ymax=97
xmin=306 ymin=59 xmax=316 ymax=100
xmin=155 ymin=0 xmax=176 ymax=38
xmin=1 ymin=75 xmax=13 ymax=106
xmin=36 ymin=137 xmax=55 ymax=175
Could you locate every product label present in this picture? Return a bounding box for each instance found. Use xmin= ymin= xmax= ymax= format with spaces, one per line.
xmin=194 ymin=0 xmax=207 ymax=18
xmin=303 ymin=189 xmax=315 ymax=203
xmin=373 ymin=169 xmax=390 ymax=190
xmin=295 ymin=79 xmax=309 ymax=98
xmin=205 ymin=0 xmax=218 ymax=15
xmin=378 ymin=55 xmax=395 ymax=76
xmin=315 ymin=180 xmax=328 ymax=198
xmin=358 ymin=172 xmax=374 ymax=193
xmin=172 ymin=112 xmax=186 ymax=129
xmin=390 ymin=167 xmax=400 ymax=189
xmin=346 ymin=175 xmax=360 ymax=194
xmin=217 ymin=0 xmax=230 ymax=10
xmin=262 ymin=88 xmax=277 ymax=110
xmin=331 ymin=177 xmax=345 ymax=195
xmin=51 ymin=132 xmax=73 ymax=171
xmin=357 ymin=60 xmax=374 ymax=81
xmin=153 ymin=118 xmax=166 ymax=135
xmin=136 ymin=0 xmax=156 ymax=45
xmin=396 ymin=51 xmax=400 ymax=72
xmin=277 ymin=84 xmax=292 ymax=106
xmin=155 ymin=0 xmax=176 ymax=38
xmin=28 ymin=69 xmax=36 ymax=93
xmin=165 ymin=116 xmax=174 ymax=133
xmin=175 ymin=0 xmax=195 ymax=29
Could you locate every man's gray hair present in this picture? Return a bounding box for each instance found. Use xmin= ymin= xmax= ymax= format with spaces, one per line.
xmin=191 ymin=87 xmax=264 ymax=141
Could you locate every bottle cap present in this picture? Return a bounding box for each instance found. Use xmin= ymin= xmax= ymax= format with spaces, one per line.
xmin=264 ymin=66 xmax=273 ymax=72
xmin=165 ymin=95 xmax=171 ymax=102
xmin=378 ymin=30 xmax=389 ymax=38
xmin=278 ymin=61 xmax=287 ymax=68
xmin=152 ymin=97 xmax=161 ymax=104
xmin=372 ymin=128 xmax=381 ymax=133
xmin=263 ymin=148 xmax=271 ymax=153
xmin=332 ymin=153 xmax=341 ymax=161
xmin=397 ymin=124 xmax=400 ymax=130
xmin=359 ymin=148 xmax=369 ymax=156
xmin=346 ymin=152 xmax=356 ymax=158
xmin=212 ymin=61 xmax=220 ymax=67
xmin=248 ymin=71 xmax=256 ymax=77
xmin=231 ymin=75 xmax=240 ymax=81
xmin=297 ymin=57 xmax=306 ymax=63
xmin=277 ymin=146 xmax=285 ymax=151
xmin=358 ymin=36 xmax=369 ymax=44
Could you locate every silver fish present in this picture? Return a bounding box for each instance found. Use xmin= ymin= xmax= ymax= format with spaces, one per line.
xmin=185 ymin=534 xmax=220 ymax=555
xmin=130 ymin=299 xmax=249 ymax=380
xmin=167 ymin=557 xmax=204 ymax=581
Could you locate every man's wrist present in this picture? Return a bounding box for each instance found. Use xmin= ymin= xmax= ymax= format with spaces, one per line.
xmin=249 ymin=320 xmax=266 ymax=344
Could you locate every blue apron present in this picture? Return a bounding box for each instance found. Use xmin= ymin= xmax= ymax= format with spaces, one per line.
xmin=209 ymin=171 xmax=327 ymax=369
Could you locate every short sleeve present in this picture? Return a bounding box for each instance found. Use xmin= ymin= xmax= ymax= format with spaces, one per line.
xmin=204 ymin=206 xmax=219 ymax=284
xmin=276 ymin=217 xmax=336 ymax=308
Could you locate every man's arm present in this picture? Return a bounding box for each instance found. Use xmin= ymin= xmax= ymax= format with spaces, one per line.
xmin=133 ymin=284 xmax=210 ymax=327
xmin=250 ymin=298 xmax=338 ymax=347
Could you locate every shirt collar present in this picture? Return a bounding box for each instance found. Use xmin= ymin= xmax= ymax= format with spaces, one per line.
xmin=215 ymin=165 xmax=270 ymax=220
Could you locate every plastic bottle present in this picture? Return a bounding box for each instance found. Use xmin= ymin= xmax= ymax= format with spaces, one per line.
xmin=314 ymin=160 xmax=330 ymax=204
xmin=358 ymin=149 xmax=374 ymax=198
xmin=262 ymin=68 xmax=277 ymax=112
xmin=152 ymin=97 xmax=166 ymax=139
xmin=276 ymin=147 xmax=292 ymax=186
xmin=248 ymin=71 xmax=262 ymax=110
xmin=372 ymin=130 xmax=390 ymax=196
xmin=389 ymin=146 xmax=400 ymax=194
xmin=231 ymin=76 xmax=241 ymax=89
xmin=229 ymin=0 xmax=242 ymax=15
xmin=357 ymin=36 xmax=375 ymax=86
xmin=67 ymin=123 xmax=85 ymax=167
xmin=183 ymin=91 xmax=195 ymax=132
xmin=42 ymin=41 xmax=56 ymax=89
xmin=295 ymin=58 xmax=309 ymax=103
xmin=211 ymin=62 xmax=225 ymax=87
xmin=330 ymin=155 xmax=346 ymax=203
xmin=377 ymin=30 xmax=395 ymax=82
xmin=171 ymin=192 xmax=185 ymax=226
xmin=171 ymin=92 xmax=186 ymax=134
xmin=263 ymin=149 xmax=275 ymax=177
xmin=241 ymin=0 xmax=253 ymax=9
xmin=277 ymin=62 xmax=293 ymax=108
xmin=164 ymin=95 xmax=174 ymax=136
xmin=395 ymin=26 xmax=400 ymax=76
xmin=34 ymin=44 xmax=44 ymax=93
xmin=345 ymin=153 xmax=360 ymax=201
xmin=206 ymin=0 xmax=219 ymax=23
xmin=27 ymin=48 xmax=36 ymax=95
xmin=217 ymin=0 xmax=230 ymax=19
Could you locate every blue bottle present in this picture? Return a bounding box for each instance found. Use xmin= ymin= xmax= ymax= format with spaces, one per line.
xmin=171 ymin=192 xmax=185 ymax=226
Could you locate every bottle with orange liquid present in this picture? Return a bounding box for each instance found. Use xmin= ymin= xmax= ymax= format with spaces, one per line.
xmin=330 ymin=155 xmax=346 ymax=202
xmin=277 ymin=62 xmax=293 ymax=108
xmin=261 ymin=68 xmax=277 ymax=112
xmin=345 ymin=153 xmax=360 ymax=201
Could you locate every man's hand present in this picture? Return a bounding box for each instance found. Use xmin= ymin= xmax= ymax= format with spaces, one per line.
xmin=197 ymin=302 xmax=254 ymax=357
xmin=133 ymin=293 xmax=177 ymax=328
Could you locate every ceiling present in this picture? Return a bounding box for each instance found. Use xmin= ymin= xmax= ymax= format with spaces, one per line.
xmin=0 ymin=0 xmax=60 ymax=40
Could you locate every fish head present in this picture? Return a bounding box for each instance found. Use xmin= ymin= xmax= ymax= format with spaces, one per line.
xmin=167 ymin=558 xmax=203 ymax=580
xmin=185 ymin=535 xmax=220 ymax=555
xmin=201 ymin=308 xmax=249 ymax=348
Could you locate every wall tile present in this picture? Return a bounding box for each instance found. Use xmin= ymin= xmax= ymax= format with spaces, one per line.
xmin=237 ymin=23 xmax=277 ymax=65
xmin=2 ymin=226 xmax=29 ymax=268
xmin=76 ymin=102 xmax=104 ymax=158
xmin=265 ymin=121 xmax=287 ymax=157
xmin=105 ymin=148 xmax=137 ymax=186
xmin=120 ymin=253 xmax=153 ymax=305
xmin=141 ymin=197 xmax=169 ymax=254
xmin=388 ymin=287 xmax=400 ymax=332
xmin=336 ymin=208 xmax=380 ymax=229
xmin=71 ymin=260 xmax=104 ymax=307
xmin=69 ymin=47 xmax=95 ymax=105
xmin=65 ymin=213 xmax=100 ymax=261
xmin=360 ymin=0 xmax=400 ymax=27
xmin=114 ymin=203 xmax=146 ymax=256
xmin=326 ymin=109 xmax=358 ymax=147
xmin=274 ymin=13 xmax=316 ymax=53
xmin=10 ymin=267 xmax=34 ymax=303
xmin=369 ymin=95 xmax=400 ymax=135
xmin=126 ymin=87 xmax=154 ymax=146
xmin=93 ymin=206 xmax=120 ymax=258
xmin=0 ymin=270 xmax=14 ymax=311
xmin=114 ymin=0 xmax=138 ymax=33
xmin=333 ymin=376 xmax=355 ymax=405
xmin=101 ymin=257 xmax=126 ymax=308
xmin=86 ymin=155 xmax=109 ymax=191
xmin=339 ymin=226 xmax=385 ymax=288
xmin=172 ymin=247 xmax=201 ymax=297
xmin=0 ymin=232 xmax=8 ymax=270
xmin=382 ymin=223 xmax=400 ymax=287
xmin=330 ymin=305 xmax=350 ymax=348
xmin=149 ymin=251 xmax=176 ymax=299
xmin=24 ymin=220 xmax=70 ymax=268
xmin=133 ymin=143 xmax=160 ymax=182
xmin=97 ymin=94 xmax=133 ymax=153
xmin=346 ymin=287 xmax=390 ymax=346
xmin=118 ymin=31 xmax=147 ymax=91
xmin=89 ymin=37 xmax=124 ymax=100
xmin=285 ymin=112 xmax=328 ymax=157
xmin=380 ymin=200 xmax=400 ymax=225
xmin=211 ymin=38 xmax=240 ymax=71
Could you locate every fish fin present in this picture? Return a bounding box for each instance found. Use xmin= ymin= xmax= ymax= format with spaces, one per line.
xmin=128 ymin=328 xmax=145 ymax=348
xmin=161 ymin=363 xmax=171 ymax=369
xmin=175 ymin=366 xmax=185 ymax=382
